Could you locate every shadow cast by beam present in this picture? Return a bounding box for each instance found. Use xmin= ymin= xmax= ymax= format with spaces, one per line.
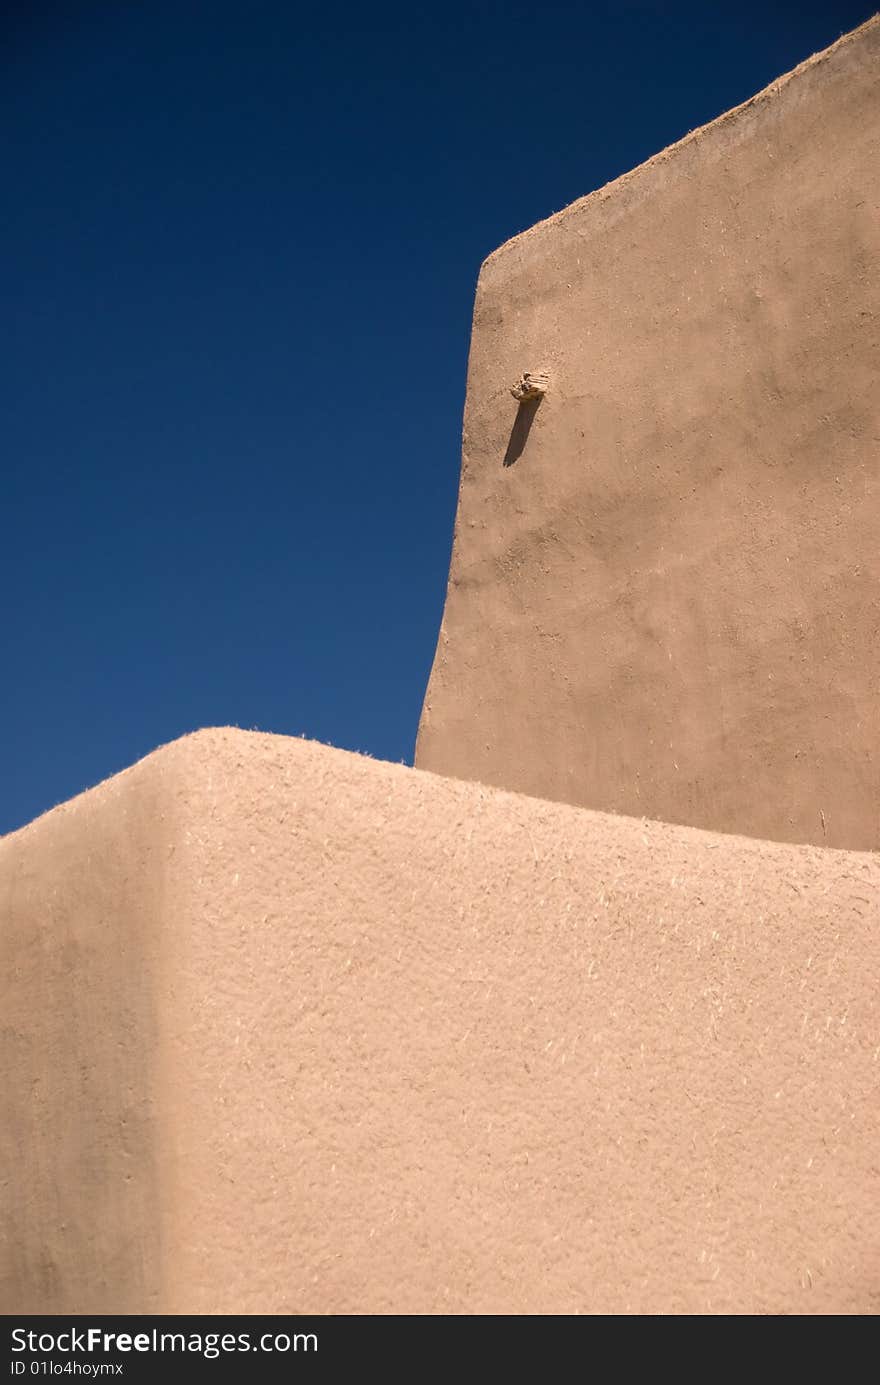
xmin=503 ymin=397 xmax=542 ymax=467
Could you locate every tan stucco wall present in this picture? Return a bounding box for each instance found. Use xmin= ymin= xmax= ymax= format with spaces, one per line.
xmin=3 ymin=728 xmax=878 ymax=1314
xmin=0 ymin=753 xmax=172 ymax=1314
xmin=416 ymin=17 xmax=880 ymax=850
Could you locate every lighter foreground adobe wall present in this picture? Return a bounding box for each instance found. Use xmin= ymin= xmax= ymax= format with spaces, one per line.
xmin=416 ymin=18 xmax=880 ymax=850
xmin=2 ymin=728 xmax=878 ymax=1314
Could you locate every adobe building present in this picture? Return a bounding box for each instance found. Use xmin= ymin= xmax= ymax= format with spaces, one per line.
xmin=416 ymin=15 xmax=879 ymax=852
xmin=2 ymin=18 xmax=878 ymax=1316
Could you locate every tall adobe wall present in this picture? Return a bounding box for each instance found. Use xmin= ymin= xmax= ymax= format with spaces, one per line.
xmin=416 ymin=17 xmax=880 ymax=851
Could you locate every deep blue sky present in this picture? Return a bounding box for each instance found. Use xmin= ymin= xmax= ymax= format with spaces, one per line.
xmin=2 ymin=0 xmax=873 ymax=834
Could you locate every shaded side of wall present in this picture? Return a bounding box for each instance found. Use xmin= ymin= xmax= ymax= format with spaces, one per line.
xmin=0 ymin=756 xmax=178 ymax=1313
xmin=416 ymin=17 xmax=880 ymax=850
xmin=6 ymin=729 xmax=878 ymax=1315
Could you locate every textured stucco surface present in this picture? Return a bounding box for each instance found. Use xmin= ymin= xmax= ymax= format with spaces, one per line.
xmin=3 ymin=728 xmax=878 ymax=1314
xmin=416 ymin=17 xmax=880 ymax=850
xmin=0 ymin=756 xmax=171 ymax=1314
